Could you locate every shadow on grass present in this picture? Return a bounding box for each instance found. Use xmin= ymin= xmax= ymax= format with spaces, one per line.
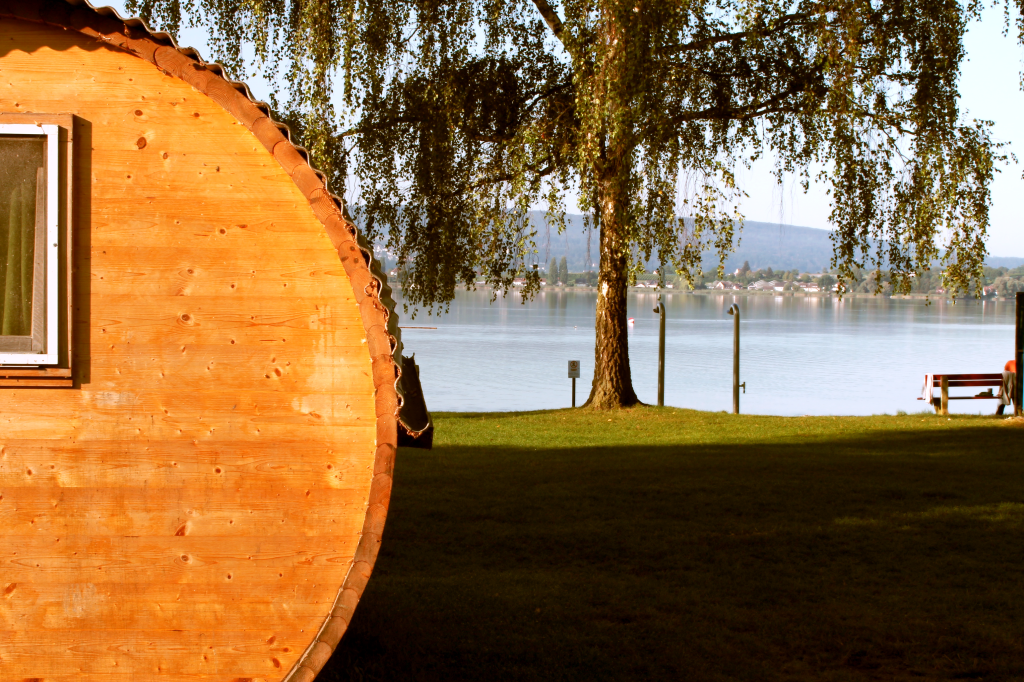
xmin=322 ymin=425 xmax=1024 ymax=682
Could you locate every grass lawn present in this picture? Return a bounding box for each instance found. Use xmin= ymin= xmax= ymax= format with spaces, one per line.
xmin=322 ymin=409 xmax=1024 ymax=681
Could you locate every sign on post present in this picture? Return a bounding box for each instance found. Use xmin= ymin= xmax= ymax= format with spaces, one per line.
xmin=568 ymin=360 xmax=580 ymax=407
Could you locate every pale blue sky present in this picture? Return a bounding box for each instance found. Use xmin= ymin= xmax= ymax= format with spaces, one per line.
xmin=105 ymin=1 xmax=1023 ymax=255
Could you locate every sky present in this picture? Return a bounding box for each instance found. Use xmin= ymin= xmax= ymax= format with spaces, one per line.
xmin=105 ymin=1 xmax=1024 ymax=256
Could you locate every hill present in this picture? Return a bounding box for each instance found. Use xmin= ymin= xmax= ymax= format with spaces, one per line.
xmin=527 ymin=212 xmax=838 ymax=273
xmin=372 ymin=210 xmax=1023 ymax=273
xmin=524 ymin=212 xmax=1024 ymax=273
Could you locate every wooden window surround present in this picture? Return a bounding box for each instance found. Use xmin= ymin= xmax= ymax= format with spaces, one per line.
xmin=0 ymin=113 xmax=73 ymax=387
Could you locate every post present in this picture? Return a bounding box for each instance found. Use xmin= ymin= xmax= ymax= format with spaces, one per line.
xmin=940 ymin=375 xmax=949 ymax=416
xmin=728 ymin=304 xmax=740 ymax=414
xmin=656 ymin=295 xmax=666 ymax=407
xmin=1016 ymin=292 xmax=1023 ymax=416
xmin=568 ymin=360 xmax=581 ymax=408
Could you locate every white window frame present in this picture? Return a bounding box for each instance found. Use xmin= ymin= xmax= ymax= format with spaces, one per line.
xmin=0 ymin=123 xmax=59 ymax=366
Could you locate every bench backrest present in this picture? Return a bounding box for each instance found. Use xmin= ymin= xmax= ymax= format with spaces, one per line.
xmin=930 ymin=373 xmax=1004 ymax=388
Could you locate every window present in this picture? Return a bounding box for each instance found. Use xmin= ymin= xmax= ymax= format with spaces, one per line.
xmin=0 ymin=125 xmax=58 ymax=363
xmin=0 ymin=116 xmax=73 ymax=387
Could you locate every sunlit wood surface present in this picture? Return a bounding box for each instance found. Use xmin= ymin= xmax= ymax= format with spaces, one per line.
xmin=0 ymin=17 xmax=377 ymax=680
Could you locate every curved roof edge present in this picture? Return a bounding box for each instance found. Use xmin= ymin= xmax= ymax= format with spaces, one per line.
xmin=0 ymin=1 xmax=405 ymax=679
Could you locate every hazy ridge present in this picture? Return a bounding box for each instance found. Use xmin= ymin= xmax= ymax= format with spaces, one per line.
xmin=371 ymin=210 xmax=1024 ymax=272
xmin=523 ymin=212 xmax=1024 ymax=272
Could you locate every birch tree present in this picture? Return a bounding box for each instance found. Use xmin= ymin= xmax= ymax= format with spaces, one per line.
xmin=129 ymin=0 xmax=1013 ymax=407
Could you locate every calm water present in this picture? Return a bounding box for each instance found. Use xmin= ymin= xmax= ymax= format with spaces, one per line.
xmin=395 ymin=289 xmax=1016 ymax=415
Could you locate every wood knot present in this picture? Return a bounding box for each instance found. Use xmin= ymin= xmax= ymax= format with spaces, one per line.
xmin=136 ymin=137 xmax=147 ymax=149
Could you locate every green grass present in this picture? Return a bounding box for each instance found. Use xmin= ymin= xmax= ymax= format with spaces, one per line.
xmin=322 ymin=409 xmax=1024 ymax=681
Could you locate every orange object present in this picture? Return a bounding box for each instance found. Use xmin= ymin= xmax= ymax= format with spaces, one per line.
xmin=1006 ymin=360 xmax=1016 ymax=373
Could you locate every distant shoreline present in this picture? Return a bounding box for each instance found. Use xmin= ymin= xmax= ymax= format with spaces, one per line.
xmin=392 ymin=283 xmax=1009 ymax=301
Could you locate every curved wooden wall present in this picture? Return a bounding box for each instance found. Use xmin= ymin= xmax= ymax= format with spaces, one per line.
xmin=0 ymin=8 xmax=397 ymax=681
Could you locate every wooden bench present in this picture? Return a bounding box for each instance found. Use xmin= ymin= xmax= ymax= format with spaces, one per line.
xmin=918 ymin=373 xmax=1012 ymax=415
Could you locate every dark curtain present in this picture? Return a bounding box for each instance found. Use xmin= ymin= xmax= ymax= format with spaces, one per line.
xmin=0 ymin=181 xmax=34 ymax=335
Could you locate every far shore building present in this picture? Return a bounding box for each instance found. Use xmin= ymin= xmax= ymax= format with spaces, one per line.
xmin=749 ymin=279 xmax=785 ymax=291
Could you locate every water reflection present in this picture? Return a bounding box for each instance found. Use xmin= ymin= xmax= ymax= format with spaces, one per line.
xmin=395 ymin=289 xmax=1016 ymax=415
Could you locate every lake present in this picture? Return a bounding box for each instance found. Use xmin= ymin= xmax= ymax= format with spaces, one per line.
xmin=393 ymin=288 xmax=1016 ymax=415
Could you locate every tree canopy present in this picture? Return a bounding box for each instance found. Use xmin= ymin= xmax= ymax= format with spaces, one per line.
xmin=128 ymin=0 xmax=1019 ymax=407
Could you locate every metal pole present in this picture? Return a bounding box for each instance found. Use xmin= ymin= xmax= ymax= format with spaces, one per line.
xmin=1016 ymin=292 xmax=1023 ymax=415
xmin=572 ymin=377 xmax=576 ymax=408
xmin=657 ymin=295 xmax=666 ymax=407
xmin=728 ymin=304 xmax=740 ymax=414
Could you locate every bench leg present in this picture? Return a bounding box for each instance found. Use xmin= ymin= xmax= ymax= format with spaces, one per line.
xmin=931 ymin=398 xmax=941 ymax=414
xmin=940 ymin=376 xmax=949 ymax=416
xmin=997 ymin=404 xmax=1006 ymax=416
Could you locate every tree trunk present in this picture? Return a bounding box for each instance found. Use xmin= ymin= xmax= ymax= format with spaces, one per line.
xmin=584 ymin=164 xmax=640 ymax=409
xmin=581 ymin=8 xmax=639 ymax=409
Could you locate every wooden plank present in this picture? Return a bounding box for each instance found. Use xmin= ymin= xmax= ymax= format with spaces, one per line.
xmin=80 ymin=322 xmax=368 ymax=349
xmin=80 ymin=297 xmax=369 ymax=348
xmin=0 ymin=419 xmax=375 ymax=443
xmin=85 ymin=294 xmax=363 ymax=321
xmin=0 ymin=486 xmax=369 ymax=536
xmin=0 ymin=534 xmax=359 ymax=583
xmin=88 ymin=246 xmax=352 ymax=298
xmin=0 ymin=374 xmax=74 ymax=385
xmin=88 ymin=214 xmax=336 ymax=246
xmin=81 ymin=350 xmax=372 ymax=393
xmin=0 ymin=439 xmax=375 ymax=489
xmin=944 ymin=396 xmax=1001 ymax=400
xmin=931 ymin=374 xmax=1003 ymax=385
xmin=0 ymin=438 xmax=372 ymax=480
xmin=82 ymin=342 xmax=368 ymax=367
xmin=0 ymin=423 xmax=374 ymax=447
xmin=0 ymin=560 xmax=357 ymax=591
xmin=0 ymin=669 xmax=289 ymax=681
xmin=0 ymin=629 xmax=306 ymax=678
xmin=1 ymin=582 xmax=346 ymax=632
xmin=929 ymin=376 xmax=999 ymax=382
xmin=0 ymin=367 xmax=73 ymax=376
xmin=1 ymin=387 xmax=377 ymax=419
xmin=935 ymin=380 xmax=1003 ymax=387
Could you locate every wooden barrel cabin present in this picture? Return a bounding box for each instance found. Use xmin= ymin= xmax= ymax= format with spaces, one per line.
xmin=0 ymin=1 xmax=429 ymax=679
